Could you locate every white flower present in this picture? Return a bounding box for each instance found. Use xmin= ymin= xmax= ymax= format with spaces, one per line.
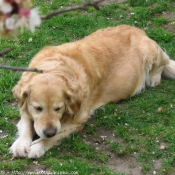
xmin=0 ymin=0 xmax=12 ymax=13
xmin=100 ymin=136 xmax=107 ymax=140
xmin=5 ymin=17 xmax=16 ymax=30
xmin=28 ymin=8 xmax=41 ymax=32
xmin=153 ymin=171 xmax=157 ymax=174
xmin=28 ymin=38 xmax=33 ymax=42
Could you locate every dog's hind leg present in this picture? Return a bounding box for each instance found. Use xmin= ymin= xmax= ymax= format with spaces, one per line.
xmin=146 ymin=68 xmax=163 ymax=87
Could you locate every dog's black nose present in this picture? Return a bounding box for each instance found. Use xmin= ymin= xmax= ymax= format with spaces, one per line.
xmin=43 ymin=128 xmax=57 ymax=138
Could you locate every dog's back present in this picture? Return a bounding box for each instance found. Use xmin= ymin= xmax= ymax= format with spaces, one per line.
xmin=28 ymin=25 xmax=175 ymax=107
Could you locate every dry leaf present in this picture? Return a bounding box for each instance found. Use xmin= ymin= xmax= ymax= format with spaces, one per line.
xmin=160 ymin=144 xmax=167 ymax=150
xmin=157 ymin=107 xmax=165 ymax=112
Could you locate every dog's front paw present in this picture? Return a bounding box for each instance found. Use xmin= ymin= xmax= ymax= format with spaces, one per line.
xmin=28 ymin=141 xmax=46 ymax=158
xmin=9 ymin=138 xmax=32 ymax=157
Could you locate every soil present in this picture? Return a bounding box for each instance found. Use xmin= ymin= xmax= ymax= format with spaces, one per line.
xmin=82 ymin=129 xmax=143 ymax=175
xmin=160 ymin=11 xmax=175 ymax=33
xmin=101 ymin=0 xmax=126 ymax=6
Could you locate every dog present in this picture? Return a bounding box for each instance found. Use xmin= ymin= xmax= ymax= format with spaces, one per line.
xmin=10 ymin=25 xmax=175 ymax=158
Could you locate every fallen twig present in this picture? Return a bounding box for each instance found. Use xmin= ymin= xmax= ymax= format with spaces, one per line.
xmin=41 ymin=0 xmax=105 ymax=19
xmin=31 ymin=126 xmax=78 ymax=145
xmin=0 ymin=65 xmax=43 ymax=73
xmin=0 ymin=48 xmax=14 ymax=57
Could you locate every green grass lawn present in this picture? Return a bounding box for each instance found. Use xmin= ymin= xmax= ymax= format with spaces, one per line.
xmin=0 ymin=0 xmax=175 ymax=174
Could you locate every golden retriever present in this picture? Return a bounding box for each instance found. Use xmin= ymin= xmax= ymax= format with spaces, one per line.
xmin=10 ymin=25 xmax=175 ymax=158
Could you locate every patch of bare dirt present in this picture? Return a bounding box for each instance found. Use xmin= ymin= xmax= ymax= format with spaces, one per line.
xmin=163 ymin=23 xmax=175 ymax=34
xmin=82 ymin=129 xmax=143 ymax=175
xmin=24 ymin=161 xmax=51 ymax=174
xmin=7 ymin=99 xmax=18 ymax=107
xmin=153 ymin=160 xmax=162 ymax=170
xmin=108 ymin=156 xmax=142 ymax=175
xmin=161 ymin=11 xmax=175 ymax=21
xmin=158 ymin=11 xmax=175 ymax=33
xmin=101 ymin=0 xmax=126 ymax=6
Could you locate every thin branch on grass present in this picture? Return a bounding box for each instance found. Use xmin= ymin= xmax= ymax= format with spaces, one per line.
xmin=0 ymin=48 xmax=14 ymax=57
xmin=41 ymin=0 xmax=105 ymax=19
xmin=31 ymin=126 xmax=78 ymax=145
xmin=0 ymin=65 xmax=43 ymax=73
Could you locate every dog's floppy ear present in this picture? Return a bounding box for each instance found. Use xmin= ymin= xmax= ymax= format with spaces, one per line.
xmin=12 ymin=73 xmax=31 ymax=107
xmin=65 ymin=89 xmax=83 ymax=115
xmin=61 ymin=65 xmax=88 ymax=116
xmin=12 ymin=83 xmax=29 ymax=107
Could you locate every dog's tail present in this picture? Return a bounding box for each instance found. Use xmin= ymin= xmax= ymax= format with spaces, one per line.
xmin=162 ymin=59 xmax=175 ymax=79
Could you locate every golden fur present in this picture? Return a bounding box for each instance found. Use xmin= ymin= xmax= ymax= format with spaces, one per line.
xmin=10 ymin=25 xmax=175 ymax=158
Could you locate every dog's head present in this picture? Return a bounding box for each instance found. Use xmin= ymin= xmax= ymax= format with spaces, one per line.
xmin=13 ymin=73 xmax=84 ymax=139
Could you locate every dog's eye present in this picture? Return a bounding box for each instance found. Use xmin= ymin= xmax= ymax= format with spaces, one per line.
xmin=35 ymin=106 xmax=43 ymax=112
xmin=54 ymin=107 xmax=61 ymax=111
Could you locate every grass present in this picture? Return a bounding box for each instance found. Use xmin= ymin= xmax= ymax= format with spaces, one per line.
xmin=0 ymin=0 xmax=175 ymax=174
